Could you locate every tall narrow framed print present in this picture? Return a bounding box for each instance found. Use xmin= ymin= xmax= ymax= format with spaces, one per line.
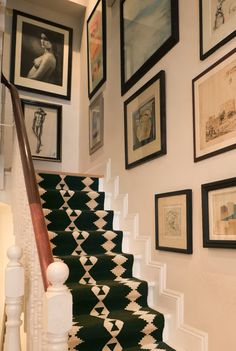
xmin=124 ymin=70 xmax=166 ymax=169
xmin=202 ymin=177 xmax=236 ymax=248
xmin=11 ymin=10 xmax=73 ymax=100
xmin=89 ymin=93 xmax=104 ymax=154
xmin=199 ymin=0 xmax=236 ymax=60
xmin=155 ymin=189 xmax=193 ymax=254
xmin=21 ymin=99 xmax=62 ymax=162
xmin=87 ymin=0 xmax=106 ymax=99
xmin=120 ymin=0 xmax=179 ymax=95
xmin=193 ymin=49 xmax=236 ymax=162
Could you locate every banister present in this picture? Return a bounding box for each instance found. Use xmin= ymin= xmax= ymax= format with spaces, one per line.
xmin=1 ymin=73 xmax=53 ymax=290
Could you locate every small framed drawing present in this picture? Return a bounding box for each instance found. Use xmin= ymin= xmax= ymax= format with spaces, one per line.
xmin=120 ymin=0 xmax=179 ymax=95
xmin=193 ymin=48 xmax=236 ymax=162
xmin=21 ymin=99 xmax=62 ymax=162
xmin=155 ymin=189 xmax=193 ymax=254
xmin=89 ymin=93 xmax=104 ymax=154
xmin=202 ymin=177 xmax=236 ymax=248
xmin=11 ymin=10 xmax=73 ymax=100
xmin=199 ymin=0 xmax=236 ymax=60
xmin=87 ymin=0 xmax=106 ymax=99
xmin=124 ymin=70 xmax=166 ymax=169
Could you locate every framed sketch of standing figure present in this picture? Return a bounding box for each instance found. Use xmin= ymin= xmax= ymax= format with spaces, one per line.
xmin=193 ymin=49 xmax=236 ymax=162
xmin=155 ymin=189 xmax=193 ymax=254
xmin=11 ymin=10 xmax=73 ymax=100
xmin=199 ymin=0 xmax=236 ymax=60
xmin=89 ymin=93 xmax=104 ymax=154
xmin=87 ymin=0 xmax=106 ymax=99
xmin=21 ymin=99 xmax=62 ymax=162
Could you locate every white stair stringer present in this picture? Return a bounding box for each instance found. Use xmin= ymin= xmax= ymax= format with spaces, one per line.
xmin=85 ymin=158 xmax=208 ymax=351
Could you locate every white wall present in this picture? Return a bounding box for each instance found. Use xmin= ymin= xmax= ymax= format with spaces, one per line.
xmin=78 ymin=1 xmax=236 ymax=350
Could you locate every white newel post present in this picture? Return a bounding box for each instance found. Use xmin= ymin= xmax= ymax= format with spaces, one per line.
xmin=4 ymin=245 xmax=24 ymax=351
xmin=44 ymin=262 xmax=72 ymax=351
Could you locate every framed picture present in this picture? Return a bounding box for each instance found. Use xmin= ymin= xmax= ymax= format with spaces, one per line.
xmin=193 ymin=49 xmax=236 ymax=162
xmin=124 ymin=70 xmax=166 ymax=169
xmin=202 ymin=177 xmax=236 ymax=248
xmin=89 ymin=93 xmax=104 ymax=154
xmin=155 ymin=189 xmax=193 ymax=254
xmin=87 ymin=0 xmax=106 ymax=99
xmin=120 ymin=0 xmax=179 ymax=95
xmin=11 ymin=10 xmax=73 ymax=100
xmin=21 ymin=99 xmax=62 ymax=162
xmin=199 ymin=0 xmax=236 ymax=60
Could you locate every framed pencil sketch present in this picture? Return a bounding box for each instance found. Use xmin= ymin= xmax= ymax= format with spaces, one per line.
xmin=124 ymin=70 xmax=166 ymax=169
xmin=11 ymin=10 xmax=73 ymax=100
xmin=21 ymin=99 xmax=62 ymax=162
xmin=120 ymin=0 xmax=179 ymax=95
xmin=87 ymin=0 xmax=106 ymax=99
xmin=155 ymin=189 xmax=193 ymax=254
xmin=202 ymin=177 xmax=236 ymax=248
xmin=199 ymin=0 xmax=236 ymax=60
xmin=193 ymin=49 xmax=236 ymax=162
xmin=89 ymin=93 xmax=104 ymax=154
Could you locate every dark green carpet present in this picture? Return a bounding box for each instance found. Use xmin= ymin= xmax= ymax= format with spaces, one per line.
xmin=37 ymin=173 xmax=176 ymax=351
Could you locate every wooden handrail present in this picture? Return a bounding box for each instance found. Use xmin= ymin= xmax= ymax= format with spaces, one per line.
xmin=1 ymin=73 xmax=53 ymax=290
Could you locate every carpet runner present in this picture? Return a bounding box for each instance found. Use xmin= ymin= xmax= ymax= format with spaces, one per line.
xmin=37 ymin=172 xmax=176 ymax=351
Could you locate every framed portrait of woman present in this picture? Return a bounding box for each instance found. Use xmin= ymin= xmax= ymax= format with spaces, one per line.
xmin=10 ymin=10 xmax=73 ymax=100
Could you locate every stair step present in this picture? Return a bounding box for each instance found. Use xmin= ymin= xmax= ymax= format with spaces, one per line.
xmin=43 ymin=209 xmax=114 ymax=231
xmin=39 ymin=188 xmax=105 ymax=210
xmin=122 ymin=342 xmax=176 ymax=351
xmin=48 ymin=229 xmax=123 ymax=256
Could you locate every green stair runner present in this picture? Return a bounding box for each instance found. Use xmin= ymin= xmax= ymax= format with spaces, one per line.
xmin=37 ymin=173 xmax=176 ymax=351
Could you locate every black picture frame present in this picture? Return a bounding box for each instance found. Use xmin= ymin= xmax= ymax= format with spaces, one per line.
xmin=155 ymin=189 xmax=193 ymax=254
xmin=11 ymin=10 xmax=73 ymax=100
xmin=124 ymin=70 xmax=166 ymax=169
xmin=192 ymin=49 xmax=236 ymax=162
xmin=199 ymin=0 xmax=236 ymax=60
xmin=87 ymin=0 xmax=106 ymax=100
xmin=120 ymin=0 xmax=179 ymax=95
xmin=89 ymin=93 xmax=104 ymax=154
xmin=21 ymin=99 xmax=62 ymax=162
xmin=202 ymin=177 xmax=236 ymax=249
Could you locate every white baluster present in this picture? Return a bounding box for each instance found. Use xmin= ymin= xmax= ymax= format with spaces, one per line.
xmin=44 ymin=262 xmax=72 ymax=351
xmin=4 ymin=245 xmax=24 ymax=351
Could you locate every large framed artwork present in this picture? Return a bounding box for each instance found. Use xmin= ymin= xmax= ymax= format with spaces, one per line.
xmin=87 ymin=0 xmax=106 ymax=100
xmin=199 ymin=0 xmax=236 ymax=60
xmin=120 ymin=0 xmax=179 ymax=95
xmin=89 ymin=93 xmax=104 ymax=154
xmin=193 ymin=49 xmax=236 ymax=162
xmin=10 ymin=10 xmax=73 ymax=100
xmin=202 ymin=177 xmax=236 ymax=248
xmin=21 ymin=99 xmax=62 ymax=162
xmin=124 ymin=70 xmax=166 ymax=169
xmin=155 ymin=189 xmax=193 ymax=254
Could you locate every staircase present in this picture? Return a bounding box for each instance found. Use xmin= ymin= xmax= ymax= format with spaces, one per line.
xmin=37 ymin=172 xmax=176 ymax=351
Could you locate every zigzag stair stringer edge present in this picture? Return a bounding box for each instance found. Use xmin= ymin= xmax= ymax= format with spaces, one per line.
xmin=85 ymin=158 xmax=208 ymax=351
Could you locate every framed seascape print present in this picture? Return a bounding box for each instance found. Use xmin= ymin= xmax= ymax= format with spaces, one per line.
xmin=202 ymin=177 xmax=236 ymax=248
xmin=155 ymin=190 xmax=193 ymax=254
xmin=120 ymin=0 xmax=179 ymax=95
xmin=87 ymin=0 xmax=106 ymax=99
xmin=89 ymin=93 xmax=104 ymax=154
xmin=11 ymin=10 xmax=73 ymax=100
xmin=193 ymin=49 xmax=236 ymax=162
xmin=199 ymin=0 xmax=236 ymax=60
xmin=21 ymin=99 xmax=62 ymax=162
xmin=124 ymin=70 xmax=166 ymax=169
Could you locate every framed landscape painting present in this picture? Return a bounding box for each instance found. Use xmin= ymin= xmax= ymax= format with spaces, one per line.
xmin=199 ymin=0 xmax=236 ymax=60
xmin=155 ymin=189 xmax=193 ymax=254
xmin=124 ymin=70 xmax=166 ymax=169
xmin=202 ymin=177 xmax=236 ymax=248
xmin=193 ymin=49 xmax=236 ymax=162
xmin=120 ymin=0 xmax=179 ymax=95
xmin=11 ymin=10 xmax=73 ymax=100
xmin=89 ymin=93 xmax=104 ymax=154
xmin=87 ymin=0 xmax=106 ymax=99
xmin=21 ymin=99 xmax=62 ymax=162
